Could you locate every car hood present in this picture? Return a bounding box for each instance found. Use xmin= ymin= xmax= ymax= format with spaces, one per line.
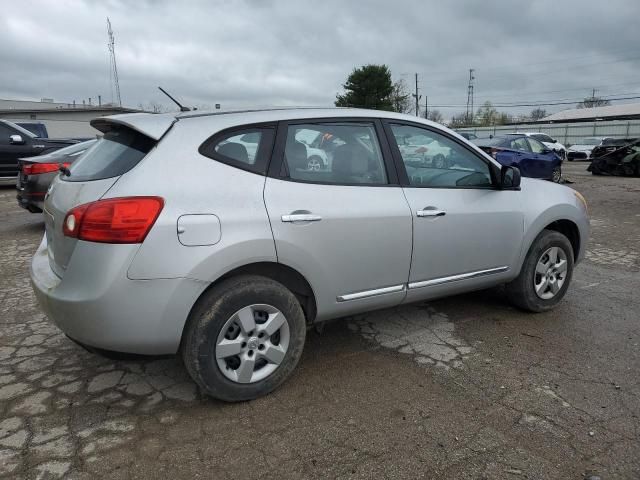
xmin=542 ymin=141 xmax=566 ymax=150
xmin=568 ymin=145 xmax=593 ymax=151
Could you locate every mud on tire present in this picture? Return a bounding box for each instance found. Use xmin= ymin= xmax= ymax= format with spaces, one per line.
xmin=181 ymin=275 xmax=306 ymax=402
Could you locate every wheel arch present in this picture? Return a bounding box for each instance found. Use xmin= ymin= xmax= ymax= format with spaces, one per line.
xmin=543 ymin=219 xmax=580 ymax=260
xmin=183 ymin=262 xmax=317 ymax=339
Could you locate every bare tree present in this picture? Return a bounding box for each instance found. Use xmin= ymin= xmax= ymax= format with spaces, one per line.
xmin=390 ymin=78 xmax=412 ymax=113
xmin=530 ymin=108 xmax=547 ymax=121
xmin=426 ymin=109 xmax=444 ymax=124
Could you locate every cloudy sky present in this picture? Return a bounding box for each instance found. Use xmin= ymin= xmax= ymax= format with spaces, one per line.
xmin=1 ymin=0 xmax=639 ymax=118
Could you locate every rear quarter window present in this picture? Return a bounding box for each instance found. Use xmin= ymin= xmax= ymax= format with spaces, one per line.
xmin=199 ymin=125 xmax=275 ymax=175
xmin=65 ymin=128 xmax=155 ymax=182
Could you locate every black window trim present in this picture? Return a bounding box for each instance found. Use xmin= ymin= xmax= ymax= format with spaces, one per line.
xmin=268 ymin=117 xmax=400 ymax=187
xmin=381 ymin=119 xmax=502 ymax=190
xmin=198 ymin=122 xmax=277 ymax=176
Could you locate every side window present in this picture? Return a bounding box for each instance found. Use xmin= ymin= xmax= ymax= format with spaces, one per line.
xmin=0 ymin=124 xmax=13 ymax=145
xmin=283 ymin=123 xmax=387 ymax=185
xmin=199 ymin=126 xmax=275 ymax=174
xmin=389 ymin=124 xmax=492 ymax=188
xmin=509 ymin=138 xmax=530 ymax=152
xmin=528 ymin=138 xmax=546 ymax=154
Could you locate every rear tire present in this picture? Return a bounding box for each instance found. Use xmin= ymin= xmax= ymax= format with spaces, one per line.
xmin=505 ymin=230 xmax=574 ymax=312
xmin=182 ymin=275 xmax=306 ymax=402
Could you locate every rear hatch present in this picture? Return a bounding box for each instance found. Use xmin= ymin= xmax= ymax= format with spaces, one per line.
xmin=44 ymin=120 xmax=167 ymax=277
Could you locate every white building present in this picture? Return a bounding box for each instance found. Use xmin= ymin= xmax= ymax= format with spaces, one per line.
xmin=0 ymin=98 xmax=140 ymax=137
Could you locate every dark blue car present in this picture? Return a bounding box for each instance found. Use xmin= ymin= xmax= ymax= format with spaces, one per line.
xmin=473 ymin=135 xmax=562 ymax=182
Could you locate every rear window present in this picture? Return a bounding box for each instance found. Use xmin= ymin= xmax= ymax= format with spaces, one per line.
xmin=65 ymin=128 xmax=155 ymax=182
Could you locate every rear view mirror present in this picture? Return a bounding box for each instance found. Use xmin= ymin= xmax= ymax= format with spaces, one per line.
xmin=500 ymin=165 xmax=521 ymax=189
xmin=9 ymin=134 xmax=24 ymax=145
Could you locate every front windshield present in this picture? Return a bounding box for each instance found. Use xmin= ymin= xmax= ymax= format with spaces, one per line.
xmin=531 ymin=134 xmax=552 ymax=143
xmin=579 ymin=137 xmax=601 ymax=145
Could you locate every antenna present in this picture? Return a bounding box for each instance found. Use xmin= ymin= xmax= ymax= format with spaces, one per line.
xmin=158 ymin=87 xmax=191 ymax=112
xmin=107 ymin=18 xmax=122 ymax=107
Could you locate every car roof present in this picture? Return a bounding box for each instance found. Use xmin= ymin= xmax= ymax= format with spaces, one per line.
xmin=92 ymin=107 xmax=452 ymax=141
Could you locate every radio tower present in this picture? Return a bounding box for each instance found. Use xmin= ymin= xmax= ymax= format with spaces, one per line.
xmin=107 ymin=18 xmax=122 ymax=107
xmin=466 ymin=69 xmax=475 ymax=125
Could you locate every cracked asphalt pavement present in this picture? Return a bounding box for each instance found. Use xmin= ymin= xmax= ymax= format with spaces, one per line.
xmin=1 ymin=162 xmax=639 ymax=479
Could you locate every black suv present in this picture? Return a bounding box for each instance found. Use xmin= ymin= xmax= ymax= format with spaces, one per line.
xmin=0 ymin=119 xmax=77 ymax=185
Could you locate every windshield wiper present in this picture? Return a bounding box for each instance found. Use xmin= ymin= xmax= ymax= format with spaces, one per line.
xmin=59 ymin=164 xmax=71 ymax=177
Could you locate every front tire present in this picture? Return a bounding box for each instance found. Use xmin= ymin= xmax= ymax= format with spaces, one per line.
xmin=551 ymin=166 xmax=562 ymax=183
xmin=182 ymin=275 xmax=306 ymax=402
xmin=505 ymin=230 xmax=574 ymax=312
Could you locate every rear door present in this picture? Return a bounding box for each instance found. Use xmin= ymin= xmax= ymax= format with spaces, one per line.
xmin=383 ymin=121 xmax=524 ymax=302
xmin=263 ymin=119 xmax=413 ymax=321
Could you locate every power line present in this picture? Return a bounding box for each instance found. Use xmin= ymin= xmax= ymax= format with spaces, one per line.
xmin=427 ymin=94 xmax=640 ymax=109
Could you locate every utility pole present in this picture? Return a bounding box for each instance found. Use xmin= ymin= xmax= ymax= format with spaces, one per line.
xmin=466 ymin=69 xmax=475 ymax=125
xmin=412 ymin=73 xmax=422 ymax=117
xmin=424 ymin=96 xmax=428 ymax=119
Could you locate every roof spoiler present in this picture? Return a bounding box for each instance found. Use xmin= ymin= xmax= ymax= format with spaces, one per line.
xmin=90 ymin=113 xmax=176 ymax=141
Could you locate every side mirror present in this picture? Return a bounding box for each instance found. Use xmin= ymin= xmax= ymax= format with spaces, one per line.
xmin=500 ymin=165 xmax=521 ymax=189
xmin=9 ymin=134 xmax=24 ymax=145
xmin=541 ymin=148 xmax=551 ymax=154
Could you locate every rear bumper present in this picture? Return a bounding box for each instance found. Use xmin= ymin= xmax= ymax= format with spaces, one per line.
xmin=0 ymin=176 xmax=17 ymax=186
xmin=30 ymin=235 xmax=207 ymax=355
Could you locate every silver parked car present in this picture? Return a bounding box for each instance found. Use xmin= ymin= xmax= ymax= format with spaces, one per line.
xmin=31 ymin=108 xmax=589 ymax=401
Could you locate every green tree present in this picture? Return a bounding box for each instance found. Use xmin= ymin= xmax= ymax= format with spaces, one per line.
xmin=335 ymin=64 xmax=394 ymax=111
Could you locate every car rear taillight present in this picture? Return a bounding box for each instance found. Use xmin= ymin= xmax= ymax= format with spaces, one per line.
xmin=22 ymin=162 xmax=71 ymax=175
xmin=63 ymin=197 xmax=164 ymax=244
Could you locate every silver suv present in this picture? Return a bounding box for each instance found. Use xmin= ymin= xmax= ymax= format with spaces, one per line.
xmin=31 ymin=108 xmax=589 ymax=401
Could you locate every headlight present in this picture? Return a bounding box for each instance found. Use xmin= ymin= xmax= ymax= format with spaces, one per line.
xmin=574 ymin=191 xmax=588 ymax=214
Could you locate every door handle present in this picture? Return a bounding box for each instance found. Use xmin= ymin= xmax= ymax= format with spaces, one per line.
xmin=417 ymin=208 xmax=446 ymax=217
xmin=281 ymin=214 xmax=322 ymax=223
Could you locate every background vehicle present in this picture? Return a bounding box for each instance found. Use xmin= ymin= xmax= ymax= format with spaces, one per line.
xmin=473 ymin=135 xmax=563 ymax=182
xmin=16 ymin=121 xmax=48 ymax=138
xmin=507 ymin=132 xmax=567 ymax=160
xmin=395 ymin=132 xmax=452 ymax=168
xmin=17 ymin=139 xmax=97 ymax=212
xmin=567 ymin=137 xmax=612 ymax=161
xmin=31 ymin=108 xmax=588 ymax=402
xmin=457 ymin=132 xmax=477 ymax=140
xmin=0 ymin=119 xmax=77 ymax=185
xmin=588 ymin=138 xmax=640 ymax=176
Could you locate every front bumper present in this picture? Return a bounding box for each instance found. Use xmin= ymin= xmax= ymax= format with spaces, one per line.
xmin=568 ymin=151 xmax=588 ymax=160
xmin=30 ymin=235 xmax=207 ymax=355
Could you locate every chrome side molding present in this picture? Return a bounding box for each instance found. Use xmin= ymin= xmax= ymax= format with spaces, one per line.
xmin=337 ymin=284 xmax=406 ymax=302
xmin=408 ymin=266 xmax=509 ymax=290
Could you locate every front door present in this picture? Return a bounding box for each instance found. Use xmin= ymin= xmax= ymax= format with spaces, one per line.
xmin=264 ymin=120 xmax=413 ymax=321
xmin=384 ymin=122 xmax=524 ymax=302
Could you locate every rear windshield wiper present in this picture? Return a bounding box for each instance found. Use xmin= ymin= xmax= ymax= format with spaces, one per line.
xmin=59 ymin=164 xmax=71 ymax=177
